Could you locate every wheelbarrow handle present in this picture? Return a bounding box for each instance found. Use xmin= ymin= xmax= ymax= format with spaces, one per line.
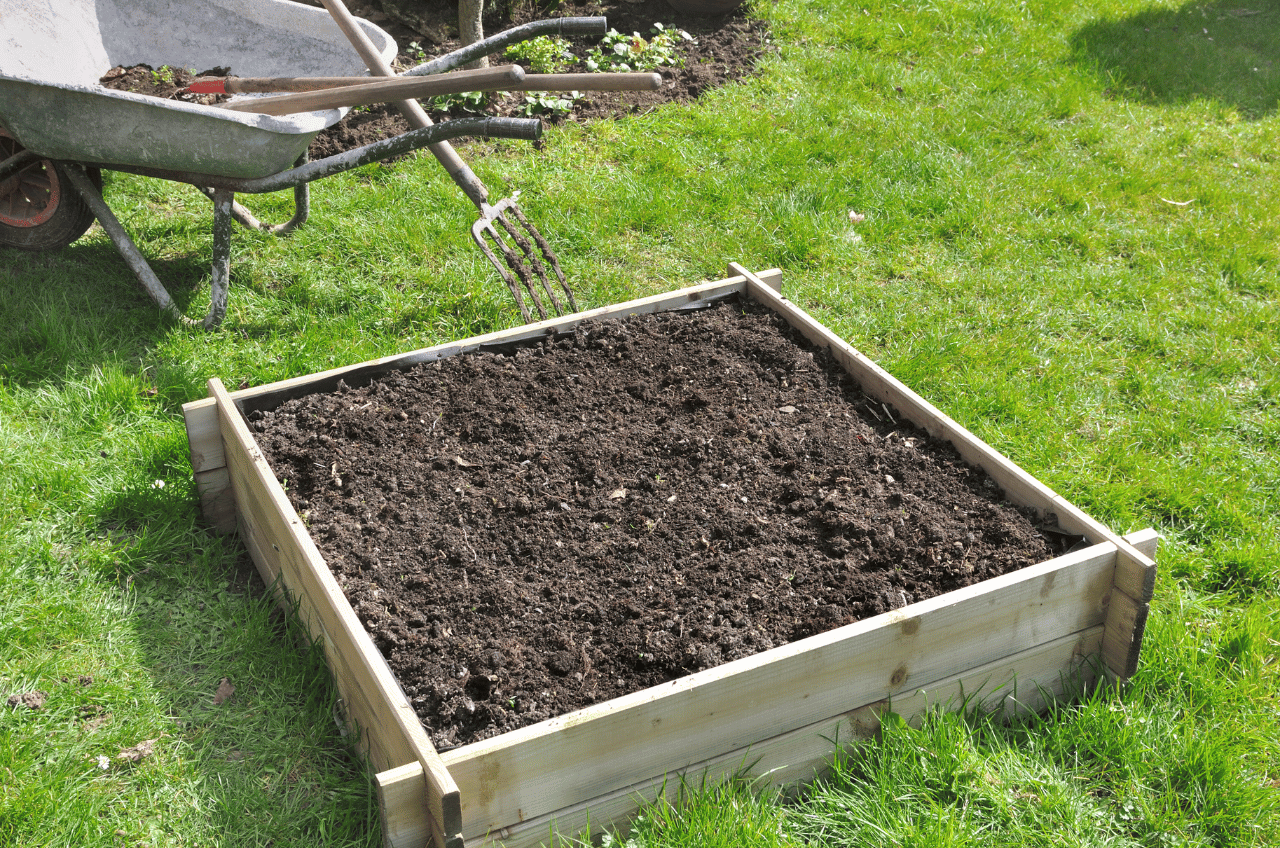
xmin=514 ymin=72 xmax=663 ymax=93
xmin=189 ymin=63 xmax=516 ymax=95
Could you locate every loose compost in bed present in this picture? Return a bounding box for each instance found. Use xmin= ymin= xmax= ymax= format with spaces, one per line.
xmin=252 ymin=300 xmax=1062 ymax=750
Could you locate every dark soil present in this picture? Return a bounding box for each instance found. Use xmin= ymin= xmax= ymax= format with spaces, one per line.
xmin=251 ymin=299 xmax=1065 ymax=750
xmin=98 ymin=64 xmax=230 ymax=107
xmin=97 ymin=0 xmax=767 ymax=161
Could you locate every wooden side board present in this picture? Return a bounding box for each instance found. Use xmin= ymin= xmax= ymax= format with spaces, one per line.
xmin=375 ymin=529 xmax=1157 ymax=848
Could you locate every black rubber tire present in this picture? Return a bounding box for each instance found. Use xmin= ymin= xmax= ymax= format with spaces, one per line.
xmin=0 ymin=132 xmax=101 ymax=251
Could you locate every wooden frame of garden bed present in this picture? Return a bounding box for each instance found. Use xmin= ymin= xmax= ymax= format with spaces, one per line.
xmin=182 ymin=264 xmax=1158 ymax=848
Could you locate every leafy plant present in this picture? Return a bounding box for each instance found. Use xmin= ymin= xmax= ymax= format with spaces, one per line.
xmin=586 ymin=23 xmax=694 ymax=73
xmin=504 ymin=36 xmax=575 ymax=75
xmin=150 ymin=65 xmax=176 ymax=85
xmin=514 ymin=90 xmax=581 ymax=117
xmin=406 ymin=40 xmax=429 ymax=63
xmin=425 ymin=89 xmax=491 ymax=115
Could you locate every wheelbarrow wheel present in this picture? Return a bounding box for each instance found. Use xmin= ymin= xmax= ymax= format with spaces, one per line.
xmin=0 ymin=132 xmax=100 ymax=251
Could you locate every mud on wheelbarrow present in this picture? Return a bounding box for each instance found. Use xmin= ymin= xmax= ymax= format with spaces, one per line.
xmin=0 ymin=0 xmax=607 ymax=328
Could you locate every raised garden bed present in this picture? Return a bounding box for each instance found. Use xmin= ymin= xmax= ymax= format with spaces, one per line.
xmin=182 ymin=265 xmax=1158 ymax=848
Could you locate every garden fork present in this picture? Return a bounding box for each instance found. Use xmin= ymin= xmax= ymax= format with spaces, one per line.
xmin=320 ymin=0 xmax=577 ymax=323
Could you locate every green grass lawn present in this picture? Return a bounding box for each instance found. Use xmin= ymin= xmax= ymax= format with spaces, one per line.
xmin=2 ymin=0 xmax=1278 ymax=845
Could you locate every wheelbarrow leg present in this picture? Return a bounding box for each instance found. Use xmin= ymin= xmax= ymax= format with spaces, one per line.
xmin=60 ymin=164 xmax=183 ymax=320
xmin=61 ymin=163 xmax=232 ymax=329
xmin=196 ymin=154 xmax=311 ymax=236
xmin=207 ymin=188 xmax=234 ymax=329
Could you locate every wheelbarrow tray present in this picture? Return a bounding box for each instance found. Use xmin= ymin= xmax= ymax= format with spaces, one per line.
xmin=181 ymin=265 xmax=1159 ymax=848
xmin=0 ymin=0 xmax=395 ymax=178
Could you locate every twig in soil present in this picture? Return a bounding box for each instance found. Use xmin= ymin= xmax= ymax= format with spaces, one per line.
xmin=459 ymin=524 xmax=480 ymax=565
xmin=881 ymin=403 xmax=896 ymax=424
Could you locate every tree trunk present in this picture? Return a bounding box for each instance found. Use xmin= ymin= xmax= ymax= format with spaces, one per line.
xmin=458 ymin=0 xmax=488 ymax=68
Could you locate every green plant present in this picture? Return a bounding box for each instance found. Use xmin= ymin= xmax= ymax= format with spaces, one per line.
xmin=150 ymin=65 xmax=175 ymax=85
xmin=586 ymin=23 xmax=694 ymax=73
xmin=425 ymin=89 xmax=491 ymax=114
xmin=504 ymin=36 xmax=575 ymax=75
xmin=515 ymin=90 xmax=581 ymax=117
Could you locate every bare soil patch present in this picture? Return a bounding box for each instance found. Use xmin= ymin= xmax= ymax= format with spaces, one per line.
xmin=251 ymin=299 xmax=1066 ymax=750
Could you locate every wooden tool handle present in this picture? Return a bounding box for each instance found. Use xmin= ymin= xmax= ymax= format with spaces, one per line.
xmin=513 ymin=72 xmax=663 ymax=92
xmin=219 ymin=65 xmax=525 ymax=115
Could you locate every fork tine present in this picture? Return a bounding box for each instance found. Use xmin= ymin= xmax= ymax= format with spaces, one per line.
xmin=472 ymin=218 xmax=542 ymax=323
xmin=506 ymin=204 xmax=577 ymax=313
xmin=493 ymin=212 xmax=566 ymax=315
xmin=470 ymin=196 xmax=579 ymax=323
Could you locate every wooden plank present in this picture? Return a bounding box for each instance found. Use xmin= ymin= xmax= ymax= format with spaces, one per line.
xmin=208 ymin=378 xmax=463 ymax=848
xmin=1099 ymin=529 xmax=1158 ymax=680
xmin=377 ymin=763 xmax=434 ymax=848
xmin=440 ymin=539 xmax=1121 ymax=840
xmin=381 ymin=625 xmax=1108 ymax=848
xmin=183 ymin=393 xmax=225 ymax=474
xmin=193 ymin=465 xmax=237 ymax=533
xmin=729 ymin=261 xmax=781 ymax=292
xmin=1101 ymin=586 xmax=1150 ymax=679
xmin=1053 ymin=499 xmax=1158 ymax=602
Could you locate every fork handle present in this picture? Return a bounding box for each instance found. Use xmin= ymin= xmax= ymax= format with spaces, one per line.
xmin=319 ymin=0 xmax=490 ymax=206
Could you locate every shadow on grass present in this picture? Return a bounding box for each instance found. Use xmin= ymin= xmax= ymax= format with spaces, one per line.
xmin=88 ymin=442 xmax=385 ymax=844
xmin=1071 ymin=0 xmax=1280 ymax=119
xmin=0 ymin=240 xmax=209 ymax=381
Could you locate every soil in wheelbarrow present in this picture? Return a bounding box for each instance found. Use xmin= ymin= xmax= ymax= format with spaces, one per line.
xmin=98 ymin=64 xmax=230 ymax=106
xmin=250 ymin=299 xmax=1069 ymax=751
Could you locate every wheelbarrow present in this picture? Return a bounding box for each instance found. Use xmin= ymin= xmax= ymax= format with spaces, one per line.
xmin=0 ymin=0 xmax=617 ymax=328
